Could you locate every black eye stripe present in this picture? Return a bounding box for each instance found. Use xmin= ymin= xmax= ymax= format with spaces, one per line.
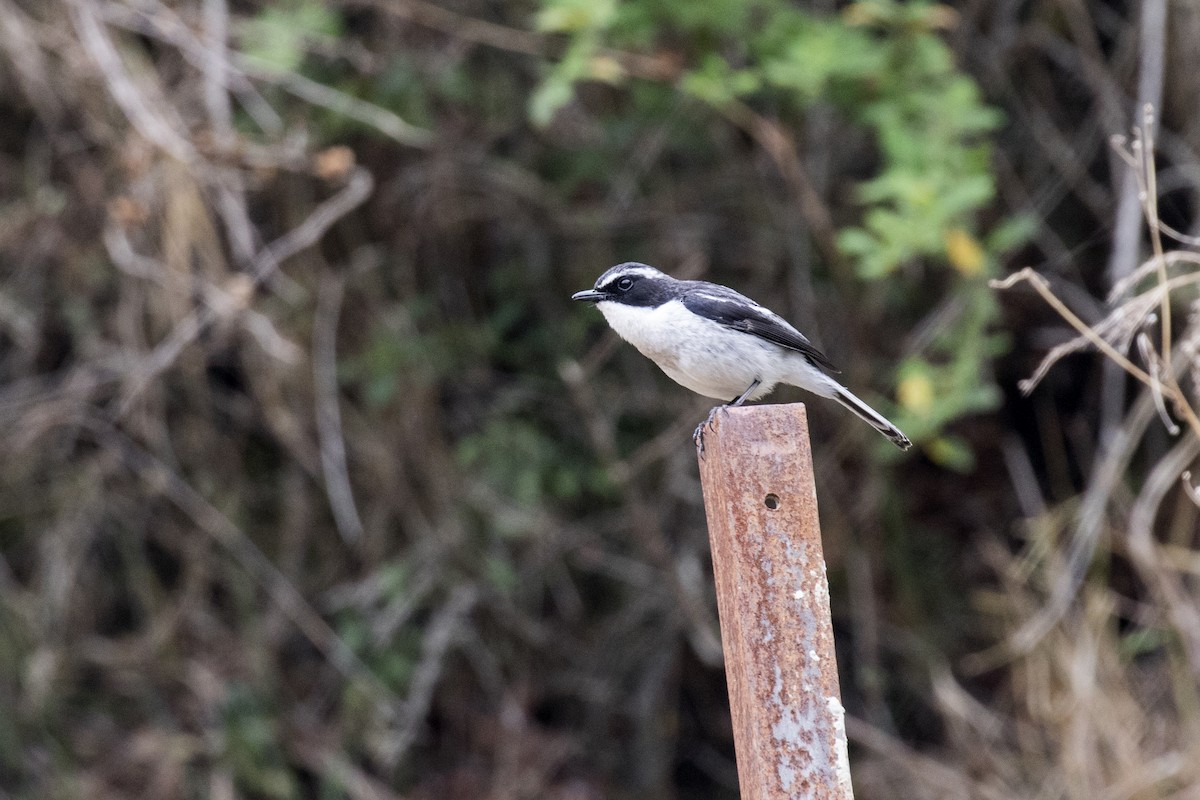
xmin=593 ymin=267 xmax=672 ymax=307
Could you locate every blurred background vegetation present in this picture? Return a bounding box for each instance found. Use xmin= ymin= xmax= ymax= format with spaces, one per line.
xmin=2 ymin=0 xmax=1199 ymax=797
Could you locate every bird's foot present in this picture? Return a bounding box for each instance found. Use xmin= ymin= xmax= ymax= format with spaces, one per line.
xmin=693 ymin=405 xmax=726 ymax=458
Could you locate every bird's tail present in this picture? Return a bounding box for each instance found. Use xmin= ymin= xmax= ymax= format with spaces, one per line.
xmin=832 ymin=387 xmax=912 ymax=450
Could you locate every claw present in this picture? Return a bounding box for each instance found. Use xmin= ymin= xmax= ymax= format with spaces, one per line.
xmin=694 ymin=381 xmax=760 ymax=457
xmin=693 ymin=406 xmax=725 ymax=457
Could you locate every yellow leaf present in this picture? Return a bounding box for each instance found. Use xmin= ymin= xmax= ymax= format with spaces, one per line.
xmin=925 ymin=5 xmax=960 ymax=30
xmin=535 ymin=0 xmax=615 ymax=33
xmin=536 ymin=7 xmax=589 ymax=32
xmin=588 ymin=56 xmax=626 ymax=84
xmin=897 ymin=372 xmax=935 ymax=416
xmin=944 ymin=227 xmax=986 ymax=276
xmin=842 ymin=3 xmax=881 ymax=27
xmin=926 ymin=435 xmax=974 ymax=471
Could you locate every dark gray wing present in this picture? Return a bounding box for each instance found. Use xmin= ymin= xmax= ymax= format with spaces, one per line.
xmin=681 ymin=286 xmax=839 ymax=373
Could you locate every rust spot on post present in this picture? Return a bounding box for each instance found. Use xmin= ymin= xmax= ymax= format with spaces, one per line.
xmin=698 ymin=404 xmax=853 ymax=800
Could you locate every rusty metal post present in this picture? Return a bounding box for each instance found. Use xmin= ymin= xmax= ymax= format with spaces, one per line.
xmin=698 ymin=403 xmax=853 ymax=800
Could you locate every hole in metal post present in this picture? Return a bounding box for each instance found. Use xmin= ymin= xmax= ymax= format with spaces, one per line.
xmin=764 ymin=493 xmax=780 ymax=510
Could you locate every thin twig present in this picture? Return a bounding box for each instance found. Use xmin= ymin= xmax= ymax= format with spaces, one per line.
xmin=235 ymin=53 xmax=434 ymax=149
xmin=67 ymin=0 xmax=197 ymax=162
xmin=202 ymin=0 xmax=233 ymax=146
xmin=0 ymin=0 xmax=64 ymax=125
xmin=844 ymin=714 xmax=1012 ymax=800
xmin=1181 ymin=471 xmax=1200 ymax=508
xmin=712 ymin=99 xmax=844 ymax=272
xmin=1157 ymin=219 xmax=1200 ymax=248
xmin=1127 ymin=435 xmax=1200 ymax=676
xmin=115 ymin=167 xmax=374 ymax=417
xmin=92 ymin=420 xmax=404 ymax=714
xmin=992 ymin=268 xmax=1200 ymax=439
xmin=102 ymin=0 xmax=283 ymax=135
xmin=991 ymin=269 xmax=1153 ymax=385
xmin=1100 ymin=0 xmax=1166 ymax=444
xmin=378 ymin=585 xmax=479 ymax=766
xmin=254 ymin=167 xmax=374 ymax=279
xmin=313 ymin=270 xmax=365 ymax=544
xmin=1139 ymin=106 xmax=1173 ymax=371
xmin=1107 ymin=249 xmax=1200 ymax=303
xmin=1137 ymin=331 xmax=1179 ymax=435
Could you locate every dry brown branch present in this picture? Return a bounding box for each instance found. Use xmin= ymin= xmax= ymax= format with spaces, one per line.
xmin=1114 ymin=106 xmax=1173 ymax=368
xmin=100 ymin=0 xmax=283 ymax=135
xmin=91 ymin=420 xmax=404 ymax=711
xmin=67 ymin=0 xmax=197 ymax=163
xmin=104 ymin=0 xmax=438 ymax=150
xmin=1126 ymin=435 xmax=1200 ymax=674
xmin=845 ymin=714 xmax=1011 ymax=800
xmin=115 ymin=166 xmax=374 ymax=417
xmin=991 ymin=268 xmax=1155 ymax=390
xmin=202 ymin=0 xmax=233 ymax=146
xmin=1107 ymin=249 xmax=1200 ymax=302
xmin=1138 ymin=331 xmax=1181 ymax=435
xmin=669 ymin=96 xmax=848 ymax=278
xmin=991 ymin=267 xmax=1200 ymax=439
xmin=253 ymin=166 xmax=374 ymax=279
xmin=0 ymin=0 xmax=63 ymax=125
xmin=1101 ymin=1 xmax=1167 ymax=441
xmin=103 ymin=222 xmax=302 ymax=363
xmin=377 ymin=585 xmax=479 ymax=766
xmin=993 ymin=107 xmax=1200 ymax=663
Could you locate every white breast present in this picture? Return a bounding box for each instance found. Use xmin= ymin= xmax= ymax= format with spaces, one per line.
xmin=596 ymin=299 xmax=788 ymax=401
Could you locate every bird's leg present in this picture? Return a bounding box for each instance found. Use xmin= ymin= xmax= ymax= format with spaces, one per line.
xmin=694 ymin=379 xmax=762 ymax=455
xmin=730 ymin=378 xmax=761 ymax=407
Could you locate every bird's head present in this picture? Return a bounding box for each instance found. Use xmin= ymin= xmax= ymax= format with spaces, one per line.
xmin=571 ymin=262 xmax=676 ymax=307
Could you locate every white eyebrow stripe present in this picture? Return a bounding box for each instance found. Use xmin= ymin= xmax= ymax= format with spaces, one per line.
xmin=611 ymin=267 xmax=664 ymax=280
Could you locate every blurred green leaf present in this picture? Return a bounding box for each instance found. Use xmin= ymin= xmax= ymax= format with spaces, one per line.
xmin=681 ymin=55 xmax=761 ymax=106
xmin=924 ymin=434 xmax=974 ymax=471
xmin=240 ymin=0 xmax=341 ymax=72
xmin=484 ymin=555 xmax=520 ymax=594
xmin=1120 ymin=626 xmax=1169 ymax=658
xmin=530 ymin=34 xmax=601 ymax=126
xmin=221 ymin=684 xmax=297 ymax=799
xmin=530 ymin=74 xmax=578 ymax=128
xmin=536 ymin=0 xmax=618 ymax=33
xmin=761 ymin=18 xmax=882 ymax=102
xmin=987 ymin=214 xmax=1038 ymax=253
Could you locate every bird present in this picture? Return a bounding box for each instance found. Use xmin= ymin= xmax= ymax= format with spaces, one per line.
xmin=571 ymin=262 xmax=912 ymax=451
